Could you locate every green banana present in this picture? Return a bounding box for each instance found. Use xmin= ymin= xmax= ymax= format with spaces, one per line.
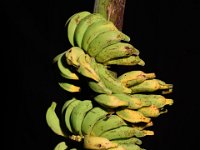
xmin=94 ymin=94 xmax=129 ymax=109
xmin=58 ymin=82 xmax=80 ymax=93
xmin=46 ymin=102 xmax=65 ymax=137
xmin=65 ymin=46 xmax=85 ymax=67
xmin=88 ymin=81 xmax=112 ymax=94
xmin=96 ymin=63 xmax=132 ymax=94
xmin=70 ymin=100 xmax=93 ymax=136
xmin=111 ymin=137 xmax=142 ymax=145
xmin=83 ymin=135 xmax=118 ymax=150
xmin=95 ymin=42 xmax=139 ymax=63
xmin=74 ymin=13 xmax=106 ymax=48
xmin=130 ymin=79 xmax=173 ymax=94
xmin=57 ymin=51 xmax=79 ymax=80
xmin=118 ymin=144 xmax=144 ymax=150
xmin=54 ymin=141 xmax=68 ymax=150
xmin=100 ymin=126 xmax=154 ymax=140
xmin=64 ymin=99 xmax=81 ymax=133
xmin=66 ymin=11 xmax=91 ymax=46
xmin=132 ymin=94 xmax=174 ymax=108
xmin=81 ymin=107 xmax=108 ymax=135
xmin=87 ymin=30 xmax=130 ymax=57
xmin=104 ymin=55 xmax=145 ymax=66
xmin=116 ymin=108 xmax=151 ymax=123
xmin=77 ymin=54 xmax=100 ymax=82
xmin=117 ymin=70 xmax=156 ymax=87
xmin=90 ymin=115 xmax=127 ymax=136
xmin=61 ymin=98 xmax=77 ymax=115
xmin=82 ymin=20 xmax=117 ymax=51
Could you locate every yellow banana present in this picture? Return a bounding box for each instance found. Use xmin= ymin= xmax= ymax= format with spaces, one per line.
xmin=74 ymin=13 xmax=106 ymax=48
xmin=88 ymin=81 xmax=112 ymax=94
xmin=64 ymin=99 xmax=81 ymax=133
xmin=90 ymin=115 xmax=127 ymax=137
xmin=116 ymin=108 xmax=151 ymax=123
xmin=54 ymin=141 xmax=68 ymax=150
xmin=82 ymin=20 xmax=117 ymax=51
xmin=83 ymin=135 xmax=118 ymax=150
xmin=66 ymin=11 xmax=91 ymax=46
xmin=81 ymin=107 xmax=108 ymax=135
xmin=94 ymin=94 xmax=129 ymax=108
xmin=87 ymin=30 xmax=130 ymax=57
xmin=46 ymin=101 xmax=65 ymax=137
xmin=108 ymin=145 xmax=126 ymax=150
xmin=130 ymin=79 xmax=173 ymax=94
xmin=117 ymin=70 xmax=156 ymax=87
xmin=70 ymin=100 xmax=93 ymax=136
xmin=104 ymin=55 xmax=145 ymax=66
xmin=95 ymin=42 xmax=139 ymax=63
xmin=58 ymin=82 xmax=80 ymax=93
xmin=138 ymin=105 xmax=168 ymax=117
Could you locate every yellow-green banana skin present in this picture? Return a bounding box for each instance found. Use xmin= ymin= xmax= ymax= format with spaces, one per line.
xmin=88 ymin=81 xmax=112 ymax=94
xmin=111 ymin=137 xmax=142 ymax=146
xmin=81 ymin=107 xmax=108 ymax=135
xmin=74 ymin=13 xmax=106 ymax=48
xmin=95 ymin=42 xmax=139 ymax=63
xmin=66 ymin=11 xmax=91 ymax=46
xmin=70 ymin=100 xmax=93 ymax=136
xmin=54 ymin=141 xmax=68 ymax=150
xmin=90 ymin=115 xmax=127 ymax=136
xmin=46 ymin=102 xmax=65 ymax=137
xmin=58 ymin=82 xmax=80 ymax=93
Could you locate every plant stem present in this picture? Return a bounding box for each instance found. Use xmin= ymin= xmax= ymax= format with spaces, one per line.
xmin=93 ymin=0 xmax=126 ymax=31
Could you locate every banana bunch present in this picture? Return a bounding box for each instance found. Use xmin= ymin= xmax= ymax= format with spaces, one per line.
xmin=46 ymin=10 xmax=174 ymax=150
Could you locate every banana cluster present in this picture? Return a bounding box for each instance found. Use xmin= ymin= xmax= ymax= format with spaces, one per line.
xmin=46 ymin=11 xmax=174 ymax=150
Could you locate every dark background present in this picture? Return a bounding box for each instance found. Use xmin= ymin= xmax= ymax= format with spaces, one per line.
xmin=3 ymin=0 xmax=200 ymax=149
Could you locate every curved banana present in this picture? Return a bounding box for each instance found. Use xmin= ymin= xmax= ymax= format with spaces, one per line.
xmin=111 ymin=137 xmax=142 ymax=145
xmin=117 ymin=70 xmax=156 ymax=87
xmin=64 ymin=99 xmax=81 ymax=133
xmin=87 ymin=30 xmax=130 ymax=57
xmin=116 ymin=108 xmax=151 ymax=123
xmin=74 ymin=13 xmax=106 ymax=48
xmin=61 ymin=98 xmax=77 ymax=115
xmin=81 ymin=107 xmax=108 ymax=135
xmin=57 ymin=51 xmax=79 ymax=80
xmin=83 ymin=135 xmax=118 ymax=150
xmin=70 ymin=100 xmax=93 ymax=136
xmin=82 ymin=20 xmax=117 ymax=51
xmin=95 ymin=42 xmax=139 ymax=63
xmin=132 ymin=94 xmax=174 ymax=108
xmin=138 ymin=105 xmax=168 ymax=117
xmin=66 ymin=11 xmax=91 ymax=46
xmin=108 ymin=145 xmax=126 ymax=150
xmin=104 ymin=55 xmax=145 ymax=66
xmin=96 ymin=63 xmax=132 ymax=94
xmin=90 ymin=115 xmax=127 ymax=136
xmin=130 ymin=79 xmax=173 ymax=94
xmin=94 ymin=94 xmax=129 ymax=109
xmin=58 ymin=82 xmax=80 ymax=93
xmin=100 ymin=126 xmax=154 ymax=140
xmin=118 ymin=144 xmax=144 ymax=150
xmin=54 ymin=141 xmax=68 ymax=150
xmin=46 ymin=102 xmax=65 ymax=137
xmin=88 ymin=81 xmax=112 ymax=94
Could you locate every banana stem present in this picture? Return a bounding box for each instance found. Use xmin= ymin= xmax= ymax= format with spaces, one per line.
xmin=93 ymin=0 xmax=126 ymax=31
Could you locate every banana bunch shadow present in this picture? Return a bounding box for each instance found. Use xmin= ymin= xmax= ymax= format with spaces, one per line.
xmin=46 ymin=11 xmax=174 ymax=150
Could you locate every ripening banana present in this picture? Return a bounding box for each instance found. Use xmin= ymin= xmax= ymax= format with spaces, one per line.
xmin=130 ymin=79 xmax=173 ymax=94
xmin=54 ymin=141 xmax=68 ymax=150
xmin=65 ymin=11 xmax=91 ymax=46
xmin=70 ymin=100 xmax=93 ymax=136
xmin=46 ymin=101 xmax=65 ymax=137
xmin=87 ymin=30 xmax=130 ymax=57
xmin=90 ymin=115 xmax=127 ymax=137
xmin=132 ymin=94 xmax=174 ymax=108
xmin=117 ymin=144 xmax=144 ymax=150
xmin=57 ymin=51 xmax=79 ymax=80
xmin=83 ymin=135 xmax=118 ymax=150
xmin=58 ymin=82 xmax=80 ymax=93
xmin=100 ymin=126 xmax=154 ymax=140
xmin=95 ymin=42 xmax=139 ymax=63
xmin=104 ymin=55 xmax=145 ymax=66
xmin=88 ymin=81 xmax=112 ymax=94
xmin=96 ymin=63 xmax=132 ymax=94
xmin=111 ymin=137 xmax=142 ymax=146
xmin=81 ymin=107 xmax=108 ymax=135
xmin=94 ymin=94 xmax=129 ymax=109
xmin=82 ymin=19 xmax=118 ymax=51
xmin=108 ymin=145 xmax=126 ymax=150
xmin=74 ymin=13 xmax=106 ymax=48
xmin=64 ymin=99 xmax=81 ymax=133
xmin=117 ymin=70 xmax=156 ymax=87
xmin=116 ymin=108 xmax=151 ymax=123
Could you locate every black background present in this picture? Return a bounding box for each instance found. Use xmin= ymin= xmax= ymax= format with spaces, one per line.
xmin=3 ymin=0 xmax=200 ymax=149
